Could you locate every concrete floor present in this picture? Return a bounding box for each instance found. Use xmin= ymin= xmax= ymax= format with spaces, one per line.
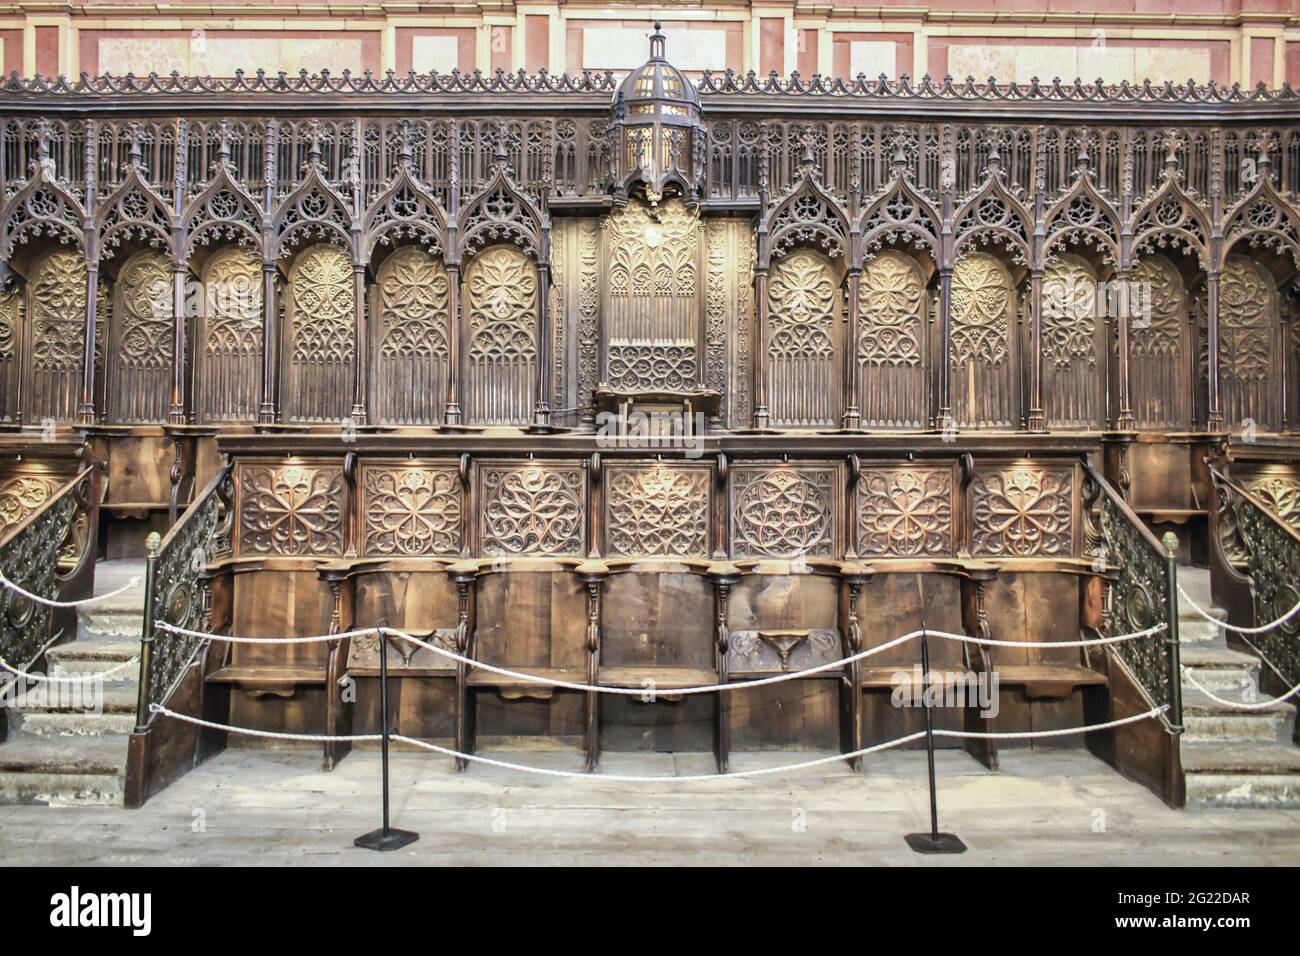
xmin=2 ymin=746 xmax=1299 ymax=865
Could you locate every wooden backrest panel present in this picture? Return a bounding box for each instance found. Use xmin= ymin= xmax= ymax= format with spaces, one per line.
xmin=600 ymin=571 xmax=714 ymax=669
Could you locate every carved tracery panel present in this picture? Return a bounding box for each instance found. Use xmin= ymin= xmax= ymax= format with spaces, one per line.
xmin=26 ymin=249 xmax=86 ymax=424
xmin=109 ymin=251 xmax=174 ymax=423
xmin=1042 ymin=254 xmax=1104 ymax=429
xmin=766 ymin=250 xmax=841 ymax=428
xmin=1130 ymin=255 xmax=1189 ymax=430
xmin=360 ymin=461 xmax=462 ymax=557
xmin=858 ymin=250 xmax=928 ymax=428
xmin=479 ymin=463 xmax=585 ymax=556
xmin=464 ymin=245 xmax=538 ymax=426
xmin=1218 ymin=256 xmax=1279 ymax=431
xmin=373 ymin=246 xmax=449 ymax=425
xmin=970 ymin=464 xmax=1075 ymax=557
xmin=604 ymin=199 xmax=700 ymax=393
xmin=856 ymin=464 xmax=954 ymax=557
xmin=604 ymin=463 xmax=711 ymax=558
xmin=198 ymin=246 xmax=263 ymax=424
xmin=237 ymin=462 xmax=345 ymax=557
xmin=730 ymin=464 xmax=837 ymax=558
xmin=285 ymin=243 xmax=354 ymax=423
xmin=951 ymin=251 xmax=1017 ymax=429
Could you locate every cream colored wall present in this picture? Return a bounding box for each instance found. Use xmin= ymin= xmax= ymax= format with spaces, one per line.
xmin=945 ymin=43 xmax=1213 ymax=85
xmin=97 ymin=35 xmax=366 ymax=76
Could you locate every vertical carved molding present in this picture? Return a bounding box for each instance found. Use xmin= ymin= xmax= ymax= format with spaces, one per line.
xmin=576 ymin=218 xmax=600 ymax=426
xmin=258 ymin=259 xmax=278 ymax=424
xmin=80 ymin=119 xmax=97 ymax=425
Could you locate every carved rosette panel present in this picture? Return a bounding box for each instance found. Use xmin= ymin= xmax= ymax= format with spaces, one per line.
xmin=856 ymin=465 xmax=953 ymax=557
xmin=375 ymin=246 xmax=449 ymax=425
xmin=28 ymin=249 xmax=87 ymax=423
xmin=200 ymin=246 xmax=263 ymax=423
xmin=0 ymin=475 xmax=62 ymax=539
xmin=238 ymin=463 xmax=345 ymax=556
xmin=1130 ymin=255 xmax=1189 ymax=429
xmin=767 ymin=250 xmax=840 ymax=427
xmin=464 ymin=245 xmax=538 ymax=426
xmin=480 ymin=464 xmax=585 ymax=556
xmin=1218 ymin=256 xmax=1277 ymax=429
xmin=605 ymin=464 xmax=710 ymax=558
xmin=287 ymin=244 xmax=354 ymax=422
xmin=1242 ymin=472 xmax=1300 ymax=532
xmin=110 ymin=251 xmax=174 ymax=423
xmin=604 ymin=199 xmax=699 ymax=392
xmin=730 ymin=465 xmax=837 ymax=558
xmin=858 ymin=250 xmax=926 ymax=428
xmin=361 ymin=463 xmax=461 ymax=556
xmin=971 ymin=465 xmax=1075 ymax=557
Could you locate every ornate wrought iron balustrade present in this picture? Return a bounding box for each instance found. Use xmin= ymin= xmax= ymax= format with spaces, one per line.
xmin=0 ymin=462 xmax=100 ymax=675
xmin=1210 ymin=464 xmax=1300 ymax=688
xmin=1082 ymin=462 xmax=1182 ymax=729
xmin=134 ymin=462 xmax=233 ymax=729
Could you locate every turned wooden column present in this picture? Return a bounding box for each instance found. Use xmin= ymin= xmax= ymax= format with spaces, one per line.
xmin=1027 ymin=266 xmax=1046 ymax=431
xmin=843 ymin=267 xmax=862 ymax=430
xmin=257 ymin=259 xmax=278 ymax=425
xmin=936 ymin=266 xmax=954 ymax=430
xmin=444 ymin=262 xmax=462 ymax=426
xmin=752 ymin=269 xmax=769 ymax=428
xmin=167 ymin=259 xmax=188 ymax=424
xmin=79 ymin=258 xmax=99 ymax=425
xmin=534 ymin=257 xmax=552 ymax=427
xmin=1115 ymin=269 xmax=1136 ymax=430
xmin=350 ymin=258 xmax=368 ymax=426
xmin=1205 ymin=267 xmax=1224 ymax=431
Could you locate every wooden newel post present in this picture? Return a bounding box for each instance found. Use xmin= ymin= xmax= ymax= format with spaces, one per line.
xmin=133 ymin=532 xmax=161 ymax=734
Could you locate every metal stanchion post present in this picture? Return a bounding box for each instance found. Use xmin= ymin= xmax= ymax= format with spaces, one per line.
xmin=905 ymin=625 xmax=966 ymax=854
xmin=355 ymin=630 xmax=419 ymax=851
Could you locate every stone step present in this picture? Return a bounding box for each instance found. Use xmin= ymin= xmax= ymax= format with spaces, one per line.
xmin=1184 ymin=745 xmax=1300 ymax=808
xmin=77 ymin=608 xmax=144 ymax=640
xmin=0 ymin=735 xmax=127 ymax=776
xmin=46 ymin=636 xmax=140 ymax=679
xmin=0 ymin=771 xmax=124 ymax=806
xmin=1181 ymin=688 xmax=1295 ymax=744
xmin=1179 ymin=644 xmax=1260 ymax=692
xmin=7 ymin=711 xmax=137 ymax=738
xmin=1177 ymin=615 xmax=1225 ymax=644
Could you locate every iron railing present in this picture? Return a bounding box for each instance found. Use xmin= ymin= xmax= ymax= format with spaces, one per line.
xmin=134 ymin=463 xmax=233 ymax=730
xmin=0 ymin=462 xmax=101 ymax=677
xmin=1209 ymin=464 xmax=1300 ymax=688
xmin=1082 ymin=461 xmax=1182 ymax=732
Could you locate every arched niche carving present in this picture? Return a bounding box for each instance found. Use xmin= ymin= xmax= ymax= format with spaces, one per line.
xmin=371 ymin=244 xmax=450 ymax=425
xmin=1042 ymin=253 xmax=1106 ymax=429
xmin=857 ymin=249 xmax=930 ymax=428
xmin=1217 ymin=255 xmax=1280 ymax=431
xmin=951 ymin=250 xmax=1017 ymax=428
xmin=462 ymin=244 xmax=538 ymax=427
xmin=197 ymin=246 xmax=263 ymax=423
xmin=25 ymin=248 xmax=87 ymax=424
xmin=766 ymin=248 xmax=842 ymax=428
xmin=107 ymin=249 xmax=173 ymax=423
xmin=602 ymin=198 xmax=700 ymax=393
xmin=1130 ymin=254 xmax=1190 ymax=430
xmin=283 ymin=243 xmax=354 ymax=423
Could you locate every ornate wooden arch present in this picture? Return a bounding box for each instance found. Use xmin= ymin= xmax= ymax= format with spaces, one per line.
xmin=761 ymin=148 xmax=851 ymax=270
xmin=182 ymin=141 xmax=266 ymax=260
xmin=1221 ymin=155 xmax=1300 ymax=272
xmin=0 ymin=170 xmax=86 ymax=261
xmin=1129 ymin=149 xmax=1213 ymax=271
xmin=96 ymin=148 xmax=173 ymax=262
xmin=1043 ymin=154 xmax=1122 ymax=268
xmin=362 ymin=143 xmax=448 ymax=264
xmin=457 ymin=143 xmax=544 ymax=263
xmin=271 ymin=147 xmax=355 ymax=261
xmin=857 ymin=148 xmax=942 ymax=263
xmin=952 ymin=152 xmax=1033 ymax=267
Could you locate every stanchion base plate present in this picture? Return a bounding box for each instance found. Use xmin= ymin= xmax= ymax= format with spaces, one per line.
xmin=905 ymin=832 xmax=966 ymax=854
xmin=354 ymin=827 xmax=419 ymax=852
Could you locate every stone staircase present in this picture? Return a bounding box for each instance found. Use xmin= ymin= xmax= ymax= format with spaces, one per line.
xmin=0 ymin=560 xmax=144 ymax=805
xmin=1177 ymin=566 xmax=1300 ymax=808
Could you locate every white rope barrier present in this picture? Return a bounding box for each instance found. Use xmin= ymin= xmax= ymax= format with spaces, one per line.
xmin=154 ymin=619 xmax=1166 ymax=698
xmin=0 ymin=654 xmax=139 ymax=684
xmin=1176 ymin=582 xmax=1300 ymax=635
xmin=0 ymin=569 xmax=142 ymax=609
xmin=1181 ymin=666 xmax=1300 ymax=710
xmin=149 ymin=702 xmax=1170 ymax=781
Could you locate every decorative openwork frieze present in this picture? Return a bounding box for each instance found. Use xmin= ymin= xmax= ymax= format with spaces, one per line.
xmin=479 ymin=462 xmax=586 ymax=556
xmin=730 ymin=463 xmax=838 ymax=558
xmin=970 ymin=464 xmax=1076 ymax=557
xmin=604 ymin=463 xmax=711 ymax=558
xmin=856 ymin=464 xmax=954 ymax=557
xmin=237 ymin=462 xmax=345 ymax=556
xmin=361 ymin=462 xmax=462 ymax=557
